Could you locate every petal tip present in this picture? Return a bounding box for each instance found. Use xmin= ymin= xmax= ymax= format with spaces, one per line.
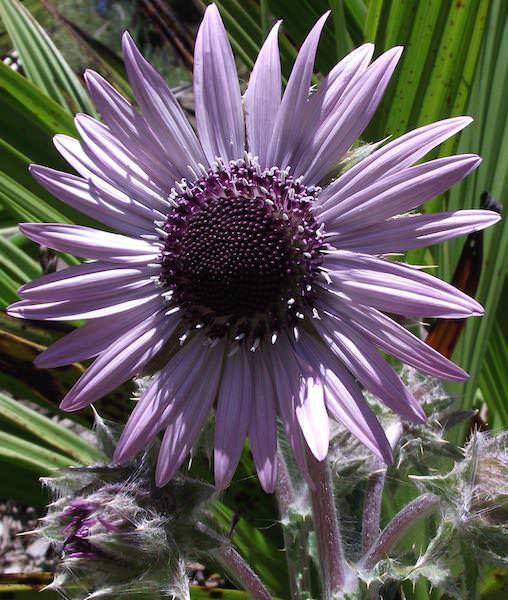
xmin=74 ymin=112 xmax=90 ymax=127
xmin=466 ymin=297 xmax=485 ymax=316
xmin=121 ymin=31 xmax=140 ymax=62
xmin=257 ymin=465 xmax=278 ymax=494
xmin=155 ymin=475 xmax=167 ymax=488
xmin=155 ymin=447 xmax=180 ymax=488
xmin=18 ymin=222 xmax=37 ymax=237
xmin=17 ymin=282 xmax=28 ymax=296
xmin=260 ymin=483 xmax=276 ymax=494
xmin=204 ymin=2 xmax=221 ymax=21
xmin=310 ymin=440 xmax=329 ymax=462
xmin=490 ymin=212 xmax=502 ymax=226
xmin=313 ymin=10 xmax=331 ymax=31
xmin=83 ymin=68 xmax=96 ymax=82
xmin=52 ymin=133 xmax=66 ymax=145
xmin=121 ymin=30 xmax=134 ymax=46
xmin=5 ymin=305 xmax=20 ymax=318
xmin=389 ymin=45 xmax=404 ymax=60
xmin=214 ymin=454 xmax=234 ymax=491
xmin=155 ymin=465 xmax=171 ymax=488
xmin=356 ymin=42 xmax=375 ymax=61
xmin=453 ymin=368 xmax=470 ymax=382
xmin=413 ymin=411 xmax=427 ymax=425
xmin=446 ymin=115 xmax=474 ymax=134
xmin=380 ymin=445 xmax=394 ymax=466
xmin=112 ymin=443 xmax=131 ymax=466
xmin=33 ymin=353 xmax=50 ymax=369
xmin=59 ymin=397 xmax=83 ymax=412
xmin=214 ymin=478 xmax=230 ymax=492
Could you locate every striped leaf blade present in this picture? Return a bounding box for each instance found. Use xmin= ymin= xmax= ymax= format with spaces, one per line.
xmin=0 ymin=0 xmax=94 ymax=114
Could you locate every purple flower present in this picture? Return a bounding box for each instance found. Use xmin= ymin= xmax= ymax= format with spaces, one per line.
xmin=41 ymin=452 xmax=217 ymax=600
xmin=60 ymin=498 xmax=118 ymax=560
xmin=8 ymin=5 xmax=499 ymax=492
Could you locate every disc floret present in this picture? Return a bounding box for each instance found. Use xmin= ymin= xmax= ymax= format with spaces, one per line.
xmin=159 ymin=157 xmax=325 ymax=347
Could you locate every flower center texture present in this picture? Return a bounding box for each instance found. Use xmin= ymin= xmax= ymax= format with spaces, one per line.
xmin=159 ymin=157 xmax=325 ymax=345
xmin=178 ymin=196 xmax=293 ymax=316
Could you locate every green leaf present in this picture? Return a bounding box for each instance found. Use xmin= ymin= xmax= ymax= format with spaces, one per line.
xmin=0 ymin=234 xmax=42 ymax=283
xmin=0 ymin=429 xmax=77 ymax=474
xmin=0 ymin=391 xmax=103 ymax=464
xmin=0 ymin=459 xmax=49 ymax=506
xmin=0 ymin=321 xmax=135 ymax=424
xmin=444 ymin=0 xmax=508 ymax=414
xmin=0 ymin=0 xmax=94 ymax=114
xmin=265 ymin=0 xmax=341 ymax=72
xmin=361 ymin=0 xmax=498 ymax=437
xmin=0 ymin=309 xmax=65 ymax=346
xmin=211 ymin=0 xmax=365 ymax=84
xmin=0 ymin=266 xmax=18 ymax=304
xmin=0 ymin=580 xmax=260 ymax=599
xmin=329 ymin=0 xmax=354 ymax=58
xmin=214 ymin=0 xmax=264 ymax=71
xmin=344 ymin=0 xmax=367 ymax=39
xmin=38 ymin=0 xmax=134 ymax=101
xmin=363 ymin=0 xmax=383 ymax=42
xmin=0 ymin=59 xmax=75 ymax=159
xmin=418 ymin=0 xmax=487 ymax=129
xmin=0 ymin=61 xmax=120 ymax=229
xmin=210 ymin=502 xmax=288 ymax=597
xmin=481 ymin=322 xmax=508 ymax=429
xmin=0 ymin=588 xmax=56 ymax=599
xmin=190 ymin=588 xmax=260 ymax=599
xmin=0 ymin=61 xmax=100 ymax=226
xmin=211 ymin=0 xmax=297 ymax=81
xmin=365 ymin=0 xmax=488 ymax=154
xmin=0 ymin=137 xmax=97 ymax=227
xmin=0 ymin=327 xmax=86 ymax=411
xmin=0 ymin=166 xmax=70 ymax=223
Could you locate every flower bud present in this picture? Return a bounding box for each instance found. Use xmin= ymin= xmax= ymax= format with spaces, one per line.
xmin=39 ymin=416 xmax=218 ymax=599
xmin=415 ymin=431 xmax=508 ymax=566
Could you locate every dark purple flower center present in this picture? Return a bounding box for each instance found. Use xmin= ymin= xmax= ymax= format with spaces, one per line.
xmin=159 ymin=159 xmax=324 ymax=344
xmin=177 ymin=196 xmax=293 ymax=316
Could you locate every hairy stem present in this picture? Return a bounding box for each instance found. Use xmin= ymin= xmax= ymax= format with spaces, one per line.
xmin=276 ymin=452 xmax=296 ymax=516
xmin=211 ymin=545 xmax=273 ymax=600
xmin=197 ymin=522 xmax=272 ymax=600
xmin=362 ymin=420 xmax=404 ymax=552
xmin=306 ymin=449 xmax=351 ymax=597
xmin=361 ymin=463 xmax=387 ymax=552
xmin=276 ymin=454 xmax=301 ymax=600
xmin=362 ymin=493 xmax=440 ymax=570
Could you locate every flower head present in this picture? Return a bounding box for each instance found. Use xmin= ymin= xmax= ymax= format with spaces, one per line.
xmin=41 ymin=420 xmax=217 ymax=599
xmin=8 ymin=4 xmax=500 ymax=491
